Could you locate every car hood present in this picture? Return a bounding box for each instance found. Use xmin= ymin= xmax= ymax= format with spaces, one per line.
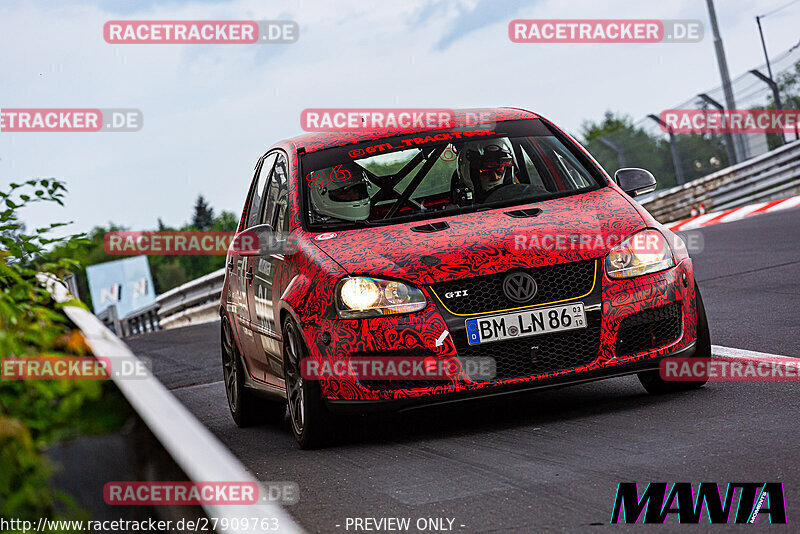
xmin=311 ymin=186 xmax=645 ymax=286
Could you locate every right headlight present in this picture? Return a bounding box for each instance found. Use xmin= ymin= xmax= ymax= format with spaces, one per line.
xmin=336 ymin=277 xmax=427 ymax=318
xmin=605 ymin=229 xmax=675 ymax=279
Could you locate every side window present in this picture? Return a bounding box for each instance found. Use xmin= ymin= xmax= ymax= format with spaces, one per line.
xmin=245 ymin=153 xmax=278 ymax=229
xmin=262 ymin=153 xmax=289 ymax=231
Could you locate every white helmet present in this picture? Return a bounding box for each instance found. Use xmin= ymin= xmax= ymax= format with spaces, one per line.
xmin=309 ymin=163 xmax=371 ymax=221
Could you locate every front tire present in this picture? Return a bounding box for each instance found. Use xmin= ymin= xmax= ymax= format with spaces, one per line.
xmin=638 ymin=281 xmax=710 ymax=394
xmin=283 ymin=317 xmax=333 ymax=449
xmin=222 ymin=317 xmax=286 ymax=427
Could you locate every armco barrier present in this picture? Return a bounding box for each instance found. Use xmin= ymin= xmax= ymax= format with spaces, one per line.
xmin=97 ymin=302 xmax=161 ymax=338
xmin=640 ymin=139 xmax=800 ymax=223
xmin=44 ymin=276 xmax=303 ymax=534
xmin=100 ymin=268 xmax=226 ymax=337
xmin=156 ymin=268 xmax=225 ymax=330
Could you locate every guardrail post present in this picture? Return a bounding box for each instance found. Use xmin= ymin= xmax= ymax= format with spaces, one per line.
xmin=107 ymin=304 xmax=122 ymax=337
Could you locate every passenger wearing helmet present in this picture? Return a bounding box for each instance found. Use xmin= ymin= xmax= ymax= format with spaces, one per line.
xmin=309 ymin=162 xmax=371 ymax=221
xmin=457 ymin=140 xmax=516 ymax=203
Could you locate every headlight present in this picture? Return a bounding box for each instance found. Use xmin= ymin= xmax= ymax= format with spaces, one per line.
xmin=605 ymin=229 xmax=675 ymax=279
xmin=336 ymin=277 xmax=426 ymax=318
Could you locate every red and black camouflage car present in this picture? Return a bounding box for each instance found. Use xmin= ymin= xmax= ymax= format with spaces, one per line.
xmin=220 ymin=108 xmax=710 ymax=448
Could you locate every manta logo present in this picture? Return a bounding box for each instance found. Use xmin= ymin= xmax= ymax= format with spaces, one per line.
xmin=610 ymin=482 xmax=787 ymax=524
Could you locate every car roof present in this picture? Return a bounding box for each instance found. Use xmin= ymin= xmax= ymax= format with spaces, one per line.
xmin=286 ymin=107 xmax=540 ymax=154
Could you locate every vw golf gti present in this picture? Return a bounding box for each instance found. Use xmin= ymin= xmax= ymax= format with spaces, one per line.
xmin=220 ymin=108 xmax=710 ymax=448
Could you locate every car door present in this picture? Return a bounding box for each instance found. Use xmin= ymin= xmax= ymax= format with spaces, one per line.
xmin=248 ymin=151 xmax=290 ymax=387
xmin=237 ymin=151 xmax=278 ymax=383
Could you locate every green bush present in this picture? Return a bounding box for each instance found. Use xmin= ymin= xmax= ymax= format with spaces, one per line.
xmin=0 ymin=179 xmax=107 ymax=528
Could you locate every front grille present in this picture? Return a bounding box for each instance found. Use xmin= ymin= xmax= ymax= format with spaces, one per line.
xmin=615 ymin=303 xmax=682 ymax=357
xmin=429 ymin=259 xmax=596 ymax=316
xmin=457 ymin=316 xmax=602 ymax=381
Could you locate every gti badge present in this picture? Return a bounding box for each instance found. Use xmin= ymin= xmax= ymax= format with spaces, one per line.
xmin=444 ymin=290 xmax=469 ymax=299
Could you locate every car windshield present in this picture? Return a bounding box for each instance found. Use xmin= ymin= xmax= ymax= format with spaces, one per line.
xmin=300 ymin=119 xmax=603 ymax=230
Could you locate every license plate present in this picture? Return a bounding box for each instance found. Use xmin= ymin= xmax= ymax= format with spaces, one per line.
xmin=465 ymin=303 xmax=587 ymax=345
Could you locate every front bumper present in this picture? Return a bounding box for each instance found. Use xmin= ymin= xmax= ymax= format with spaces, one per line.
xmin=304 ymin=258 xmax=697 ymax=404
xmin=325 ymin=339 xmax=696 ymax=413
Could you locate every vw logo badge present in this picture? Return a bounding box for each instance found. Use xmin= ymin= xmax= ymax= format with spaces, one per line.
xmin=503 ymin=272 xmax=538 ymax=303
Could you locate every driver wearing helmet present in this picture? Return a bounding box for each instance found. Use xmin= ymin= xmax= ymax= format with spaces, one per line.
xmin=458 ymin=140 xmax=516 ymax=203
xmin=309 ymin=162 xmax=371 ymax=222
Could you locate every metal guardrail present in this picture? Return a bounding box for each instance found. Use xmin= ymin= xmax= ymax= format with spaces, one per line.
xmin=97 ymin=302 xmax=161 ymax=338
xmin=44 ymin=276 xmax=303 ymax=534
xmin=640 ymin=139 xmax=800 ymax=223
xmin=155 ymin=267 xmax=225 ymax=330
xmin=98 ymin=268 xmax=225 ymax=337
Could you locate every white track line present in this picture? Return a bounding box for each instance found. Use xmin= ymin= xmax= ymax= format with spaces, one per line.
xmin=712 ymin=345 xmax=798 ymax=360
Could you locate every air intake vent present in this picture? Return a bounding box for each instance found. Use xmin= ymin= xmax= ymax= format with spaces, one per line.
xmin=504 ymin=208 xmax=542 ymax=218
xmin=411 ymin=221 xmax=449 ymax=233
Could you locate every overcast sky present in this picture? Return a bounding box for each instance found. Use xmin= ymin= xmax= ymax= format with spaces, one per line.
xmin=1 ymin=0 xmax=798 ymax=235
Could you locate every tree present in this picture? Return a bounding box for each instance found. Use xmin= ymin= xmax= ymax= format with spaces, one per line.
xmin=776 ymin=58 xmax=800 ymax=110
xmin=581 ymin=112 xmax=676 ymax=188
xmin=152 ymin=258 xmax=187 ymax=291
xmin=774 ymin=59 xmax=800 ymax=143
xmin=581 ymin=111 xmax=730 ymax=190
xmin=210 ymin=210 xmax=239 ymax=231
xmin=191 ymin=195 xmax=214 ymax=230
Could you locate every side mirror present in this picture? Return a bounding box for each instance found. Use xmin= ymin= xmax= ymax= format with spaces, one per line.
xmin=614 ymin=168 xmax=657 ymax=198
xmin=236 ymin=224 xmax=282 ymax=256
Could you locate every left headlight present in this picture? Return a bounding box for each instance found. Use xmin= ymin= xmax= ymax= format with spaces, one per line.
xmin=605 ymin=229 xmax=675 ymax=279
xmin=336 ymin=277 xmax=427 ymax=318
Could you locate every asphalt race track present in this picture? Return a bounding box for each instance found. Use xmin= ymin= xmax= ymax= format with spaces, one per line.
xmin=129 ymin=207 xmax=800 ymax=532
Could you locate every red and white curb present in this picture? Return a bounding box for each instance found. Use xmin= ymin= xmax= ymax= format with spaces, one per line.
xmin=664 ymin=194 xmax=800 ymax=231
